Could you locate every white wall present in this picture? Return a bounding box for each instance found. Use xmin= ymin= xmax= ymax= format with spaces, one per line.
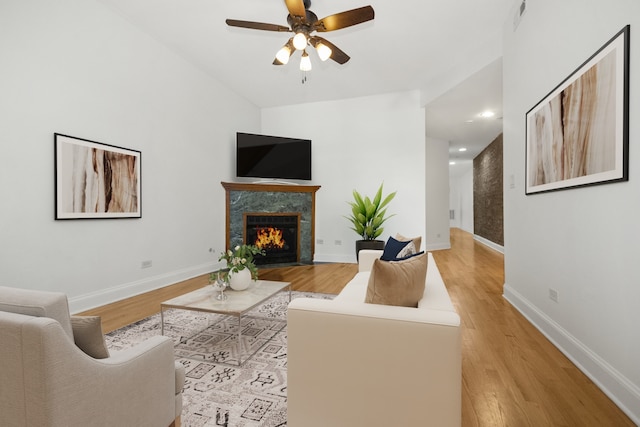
xmin=0 ymin=0 xmax=260 ymax=312
xmin=450 ymin=167 xmax=474 ymax=233
xmin=502 ymin=0 xmax=640 ymax=422
xmin=425 ymin=137 xmax=451 ymax=250
xmin=261 ymin=91 xmax=427 ymax=262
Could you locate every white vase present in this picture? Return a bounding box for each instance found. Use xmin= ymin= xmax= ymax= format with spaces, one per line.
xmin=229 ymin=268 xmax=252 ymax=291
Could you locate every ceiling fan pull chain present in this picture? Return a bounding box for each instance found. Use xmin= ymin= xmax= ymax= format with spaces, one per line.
xmin=301 ymin=70 xmax=308 ymax=84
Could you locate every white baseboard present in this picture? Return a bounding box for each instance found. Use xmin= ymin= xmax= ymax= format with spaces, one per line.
xmin=68 ymin=261 xmax=218 ymax=313
xmin=314 ymin=253 xmax=356 ymax=264
xmin=424 ymin=242 xmax=451 ymax=251
xmin=473 ymin=234 xmax=504 ymax=253
xmin=503 ymin=284 xmax=640 ymax=425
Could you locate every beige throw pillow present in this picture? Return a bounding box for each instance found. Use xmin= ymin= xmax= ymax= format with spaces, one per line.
xmin=70 ymin=315 xmax=110 ymax=359
xmin=365 ymin=252 xmax=428 ymax=307
xmin=395 ymin=233 xmax=422 ymax=252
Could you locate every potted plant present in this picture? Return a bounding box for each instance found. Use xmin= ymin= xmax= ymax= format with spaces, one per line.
xmin=218 ymin=244 xmax=265 ymax=290
xmin=345 ymin=183 xmax=396 ymax=259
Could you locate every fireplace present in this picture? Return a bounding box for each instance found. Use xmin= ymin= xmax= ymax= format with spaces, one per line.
xmin=222 ymin=182 xmax=320 ymax=264
xmin=244 ymin=213 xmax=300 ymax=265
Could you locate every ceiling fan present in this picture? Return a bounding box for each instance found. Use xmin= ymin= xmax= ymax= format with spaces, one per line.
xmin=225 ymin=0 xmax=374 ymax=71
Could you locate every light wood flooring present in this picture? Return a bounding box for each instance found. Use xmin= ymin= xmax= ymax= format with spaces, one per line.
xmin=79 ymin=228 xmax=634 ymax=426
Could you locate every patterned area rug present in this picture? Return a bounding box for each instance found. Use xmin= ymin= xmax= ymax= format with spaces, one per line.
xmin=106 ymin=291 xmax=332 ymax=427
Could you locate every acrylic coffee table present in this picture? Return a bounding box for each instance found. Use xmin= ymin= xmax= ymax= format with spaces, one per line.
xmin=160 ymin=279 xmax=291 ymax=366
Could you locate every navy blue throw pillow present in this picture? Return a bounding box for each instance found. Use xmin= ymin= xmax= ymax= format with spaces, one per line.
xmin=380 ymin=236 xmax=411 ymax=261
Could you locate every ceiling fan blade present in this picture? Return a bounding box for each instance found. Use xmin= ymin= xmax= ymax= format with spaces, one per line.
xmin=314 ymin=6 xmax=374 ymax=32
xmin=226 ymin=19 xmax=290 ymax=32
xmin=284 ymin=0 xmax=307 ymax=19
xmin=310 ymin=36 xmax=350 ymax=64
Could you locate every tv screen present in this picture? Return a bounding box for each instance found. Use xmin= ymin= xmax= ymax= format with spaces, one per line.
xmin=236 ymin=132 xmax=312 ymax=181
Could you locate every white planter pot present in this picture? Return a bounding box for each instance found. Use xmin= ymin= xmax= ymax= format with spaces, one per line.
xmin=229 ymin=268 xmax=252 ymax=291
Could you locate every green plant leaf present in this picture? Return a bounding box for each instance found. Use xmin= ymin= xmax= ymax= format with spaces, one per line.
xmin=379 ymin=191 xmax=396 ymax=210
xmin=365 ymin=225 xmax=374 ymax=238
xmin=353 ymin=190 xmax=365 ymax=210
xmin=351 ymin=204 xmax=360 ymax=218
xmin=372 ymin=183 xmax=383 ymax=209
xmin=364 ymin=198 xmax=376 ymax=220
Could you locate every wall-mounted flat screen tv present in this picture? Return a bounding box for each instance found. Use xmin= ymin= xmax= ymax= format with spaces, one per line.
xmin=236 ymin=132 xmax=312 ymax=181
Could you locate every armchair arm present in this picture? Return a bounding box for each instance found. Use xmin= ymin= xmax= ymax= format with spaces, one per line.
xmin=25 ymin=319 xmax=180 ymax=427
xmin=174 ymin=361 xmax=185 ymax=417
xmin=174 ymin=361 xmax=185 ymax=396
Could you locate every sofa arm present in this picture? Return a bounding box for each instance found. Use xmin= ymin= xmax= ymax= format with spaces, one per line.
xmin=358 ymin=249 xmax=383 ymax=272
xmin=287 ymin=299 xmax=461 ymax=427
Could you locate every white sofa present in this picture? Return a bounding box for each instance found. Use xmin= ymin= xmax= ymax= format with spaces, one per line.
xmin=287 ymin=250 xmax=461 ymax=427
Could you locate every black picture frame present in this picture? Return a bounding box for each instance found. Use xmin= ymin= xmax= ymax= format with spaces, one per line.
xmin=54 ymin=133 xmax=142 ymax=219
xmin=525 ymin=25 xmax=630 ymax=195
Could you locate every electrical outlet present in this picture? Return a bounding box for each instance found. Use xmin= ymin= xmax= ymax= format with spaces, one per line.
xmin=334 ymin=240 xmax=342 ymax=246
xmin=549 ymin=288 xmax=559 ymax=303
xmin=317 ymin=239 xmax=324 ymax=245
xmin=141 ymin=260 xmax=153 ymax=269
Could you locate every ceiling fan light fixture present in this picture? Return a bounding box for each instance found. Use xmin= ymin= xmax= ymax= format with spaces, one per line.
xmin=293 ymin=32 xmax=308 ymax=50
xmin=315 ymin=42 xmax=332 ymax=61
xmin=226 ymin=4 xmax=375 ymax=71
xmin=300 ymin=50 xmax=312 ymax=71
xmin=276 ymin=44 xmax=292 ymax=65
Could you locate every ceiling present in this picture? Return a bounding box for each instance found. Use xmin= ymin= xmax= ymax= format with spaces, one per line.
xmin=97 ymin=0 xmax=510 ymax=166
xmin=427 ymin=58 xmax=504 ymax=176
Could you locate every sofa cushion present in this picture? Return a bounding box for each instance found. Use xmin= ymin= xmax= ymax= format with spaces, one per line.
xmin=365 ymin=252 xmax=428 ymax=307
xmin=395 ymin=233 xmax=422 ymax=252
xmin=396 ymin=241 xmax=417 ymax=259
xmin=380 ymin=236 xmax=409 ymax=261
xmin=381 ymin=236 xmax=415 ymax=261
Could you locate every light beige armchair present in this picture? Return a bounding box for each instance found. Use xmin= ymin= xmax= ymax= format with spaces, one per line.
xmin=0 ymin=286 xmax=184 ymax=427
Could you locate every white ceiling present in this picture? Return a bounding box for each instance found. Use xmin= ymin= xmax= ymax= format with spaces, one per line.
xmin=97 ymin=0 xmax=510 ymax=165
xmin=427 ymin=57 xmax=504 ymax=176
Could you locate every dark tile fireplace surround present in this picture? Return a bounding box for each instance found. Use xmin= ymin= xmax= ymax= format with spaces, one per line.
xmin=221 ymin=182 xmax=321 ymax=265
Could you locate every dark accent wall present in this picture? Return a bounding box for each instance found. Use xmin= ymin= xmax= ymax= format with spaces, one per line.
xmin=473 ymin=134 xmax=504 ymax=246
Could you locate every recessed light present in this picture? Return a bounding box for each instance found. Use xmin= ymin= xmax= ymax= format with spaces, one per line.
xmin=458 ymin=148 xmax=467 ymax=152
xmin=465 ymin=119 xmax=474 ymax=124
xmin=479 ymin=111 xmax=495 ymax=118
xmin=449 ymin=161 xmax=456 ymax=165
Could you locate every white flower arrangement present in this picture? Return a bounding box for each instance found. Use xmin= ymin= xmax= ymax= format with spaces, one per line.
xmin=218 ymin=244 xmax=265 ymax=279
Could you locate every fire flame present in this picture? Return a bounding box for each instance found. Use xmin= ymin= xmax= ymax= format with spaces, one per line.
xmin=254 ymin=227 xmax=285 ymax=249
